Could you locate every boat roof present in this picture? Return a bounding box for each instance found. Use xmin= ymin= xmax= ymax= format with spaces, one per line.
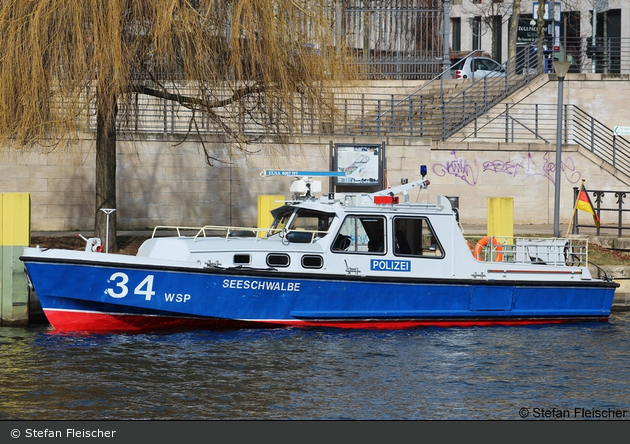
xmin=270 ymin=173 xmax=446 ymax=216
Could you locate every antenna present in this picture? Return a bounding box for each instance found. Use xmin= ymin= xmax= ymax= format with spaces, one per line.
xmin=372 ymin=165 xmax=430 ymax=202
xmin=261 ymin=170 xmax=346 ymax=199
xmin=100 ymin=208 xmax=116 ymax=254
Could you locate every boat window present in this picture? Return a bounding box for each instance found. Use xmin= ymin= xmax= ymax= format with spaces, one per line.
xmin=233 ymin=254 xmax=251 ymax=265
xmin=266 ymin=253 xmax=291 ymax=267
xmin=301 ymin=255 xmax=323 ymax=269
xmin=268 ymin=208 xmax=294 ymax=237
xmin=289 ymin=209 xmax=335 ymax=239
xmin=393 ymin=217 xmax=444 ymax=258
xmin=268 ymin=208 xmax=335 ymax=239
xmin=332 ymin=215 xmax=386 ymax=253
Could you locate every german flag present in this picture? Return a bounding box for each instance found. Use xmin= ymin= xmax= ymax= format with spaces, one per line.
xmin=575 ymin=182 xmax=600 ymax=228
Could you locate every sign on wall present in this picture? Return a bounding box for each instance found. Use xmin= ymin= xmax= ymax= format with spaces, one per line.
xmin=332 ymin=143 xmax=384 ymax=187
xmin=517 ymin=18 xmax=539 ymax=45
xmin=532 ymin=1 xmax=561 ymax=21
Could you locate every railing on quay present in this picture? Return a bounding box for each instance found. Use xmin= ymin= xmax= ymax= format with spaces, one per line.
xmin=339 ymin=1 xmax=445 ymax=80
xmin=108 ymin=46 xmax=542 ymax=140
xmin=571 ymin=188 xmax=630 ymax=238
xmin=348 ymin=35 xmax=630 ymax=80
xmin=98 ymin=37 xmax=630 ymax=147
xmin=439 ymin=46 xmax=542 ymax=140
xmin=555 ymin=36 xmax=630 ymax=75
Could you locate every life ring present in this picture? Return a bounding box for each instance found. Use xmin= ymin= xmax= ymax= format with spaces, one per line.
xmin=473 ymin=237 xmax=503 ymax=261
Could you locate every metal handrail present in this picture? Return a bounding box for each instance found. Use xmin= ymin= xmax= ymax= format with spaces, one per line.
xmin=104 ymin=39 xmax=630 ymax=140
xmin=450 ymin=102 xmax=630 ymax=180
xmin=79 ymin=35 xmax=630 ymax=187
xmin=439 ymin=43 xmax=544 ymax=140
xmin=372 ymin=50 xmax=488 ymax=122
xmin=571 ymin=106 xmax=630 ymax=176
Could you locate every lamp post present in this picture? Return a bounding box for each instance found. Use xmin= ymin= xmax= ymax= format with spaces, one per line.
xmin=442 ymin=0 xmax=451 ymax=78
xmin=552 ymin=61 xmax=571 ymax=238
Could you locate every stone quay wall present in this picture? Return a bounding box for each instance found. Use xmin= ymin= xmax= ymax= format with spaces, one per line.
xmin=0 ymin=74 xmax=629 ymax=233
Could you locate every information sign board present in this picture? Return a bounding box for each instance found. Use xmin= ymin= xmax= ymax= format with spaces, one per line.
xmin=517 ymin=18 xmax=539 ymax=45
xmin=533 ymin=1 xmax=561 ymax=21
xmin=333 ymin=143 xmax=383 ymax=186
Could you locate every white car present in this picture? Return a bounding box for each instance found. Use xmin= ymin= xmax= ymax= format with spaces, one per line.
xmin=451 ymin=56 xmax=506 ymax=79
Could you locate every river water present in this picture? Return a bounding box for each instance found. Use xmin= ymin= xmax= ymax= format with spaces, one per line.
xmin=1 ymin=313 xmax=630 ymax=420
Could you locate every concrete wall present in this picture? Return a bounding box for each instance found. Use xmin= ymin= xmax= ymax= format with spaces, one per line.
xmin=456 ymin=73 xmax=630 ymax=130
xmin=0 ymin=136 xmax=424 ymax=231
xmin=0 ymin=134 xmax=628 ymax=232
xmin=1 ymin=74 xmax=630 ymax=232
xmin=431 ymin=140 xmax=630 ymax=227
xmin=439 ymin=73 xmax=630 ymax=227
xmin=563 ymin=74 xmax=630 ymax=128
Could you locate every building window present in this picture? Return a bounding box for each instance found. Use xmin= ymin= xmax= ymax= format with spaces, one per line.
xmin=492 ymin=15 xmax=502 ymax=62
xmin=452 ymin=18 xmax=461 ymax=51
xmin=471 ymin=16 xmax=482 ymax=50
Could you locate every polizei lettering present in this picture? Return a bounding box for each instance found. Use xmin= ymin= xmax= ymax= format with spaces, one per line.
xmin=222 ymin=279 xmax=301 ymax=291
xmin=370 ymin=259 xmax=411 ymax=272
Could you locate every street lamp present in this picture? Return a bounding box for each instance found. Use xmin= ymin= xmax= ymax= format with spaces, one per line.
xmin=552 ymin=60 xmax=571 ymax=238
xmin=442 ymin=0 xmax=451 ymax=78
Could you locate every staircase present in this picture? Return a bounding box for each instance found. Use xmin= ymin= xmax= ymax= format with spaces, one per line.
xmin=338 ymin=50 xmax=544 ymax=139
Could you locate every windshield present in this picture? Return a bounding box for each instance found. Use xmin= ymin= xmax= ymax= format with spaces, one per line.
xmin=268 ymin=208 xmax=335 ymax=238
xmin=268 ymin=208 xmax=294 ymax=237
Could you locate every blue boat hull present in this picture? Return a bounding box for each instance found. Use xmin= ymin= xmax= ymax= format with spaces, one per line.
xmin=23 ymin=258 xmax=617 ymax=332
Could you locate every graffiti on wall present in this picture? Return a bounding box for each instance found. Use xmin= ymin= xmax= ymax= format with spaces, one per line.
xmin=432 ymin=151 xmax=582 ymax=186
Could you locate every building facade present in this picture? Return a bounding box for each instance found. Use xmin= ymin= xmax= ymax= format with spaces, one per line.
xmin=450 ymin=0 xmax=630 ymax=70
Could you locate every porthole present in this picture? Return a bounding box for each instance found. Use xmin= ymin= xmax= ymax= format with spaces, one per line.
xmin=233 ymin=254 xmax=251 ymax=265
xmin=301 ymin=255 xmax=323 ymax=269
xmin=266 ymin=253 xmax=290 ymax=268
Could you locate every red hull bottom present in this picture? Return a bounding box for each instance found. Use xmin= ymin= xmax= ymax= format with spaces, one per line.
xmin=43 ymin=309 xmax=610 ymax=334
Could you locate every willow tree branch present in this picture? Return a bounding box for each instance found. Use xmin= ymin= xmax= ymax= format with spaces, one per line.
xmin=128 ymin=83 xmax=263 ymax=110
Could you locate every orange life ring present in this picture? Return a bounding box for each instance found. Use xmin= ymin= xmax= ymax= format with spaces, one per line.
xmin=473 ymin=237 xmax=503 ymax=261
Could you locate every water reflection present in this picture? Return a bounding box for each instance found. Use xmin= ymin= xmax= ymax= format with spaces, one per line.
xmin=1 ymin=313 xmax=629 ymax=420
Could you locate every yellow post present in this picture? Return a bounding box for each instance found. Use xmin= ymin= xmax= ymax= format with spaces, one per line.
xmin=487 ymin=197 xmax=514 ymax=239
xmin=257 ymin=195 xmax=285 ymax=235
xmin=0 ymin=193 xmax=31 ymax=327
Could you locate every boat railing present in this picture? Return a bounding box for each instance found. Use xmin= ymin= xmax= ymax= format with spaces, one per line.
xmin=152 ymin=225 xmax=268 ymax=241
xmin=151 ymin=225 xmax=328 ymax=243
xmin=466 ymin=236 xmax=589 ymax=267
xmin=151 ymin=225 xmax=211 ymax=238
